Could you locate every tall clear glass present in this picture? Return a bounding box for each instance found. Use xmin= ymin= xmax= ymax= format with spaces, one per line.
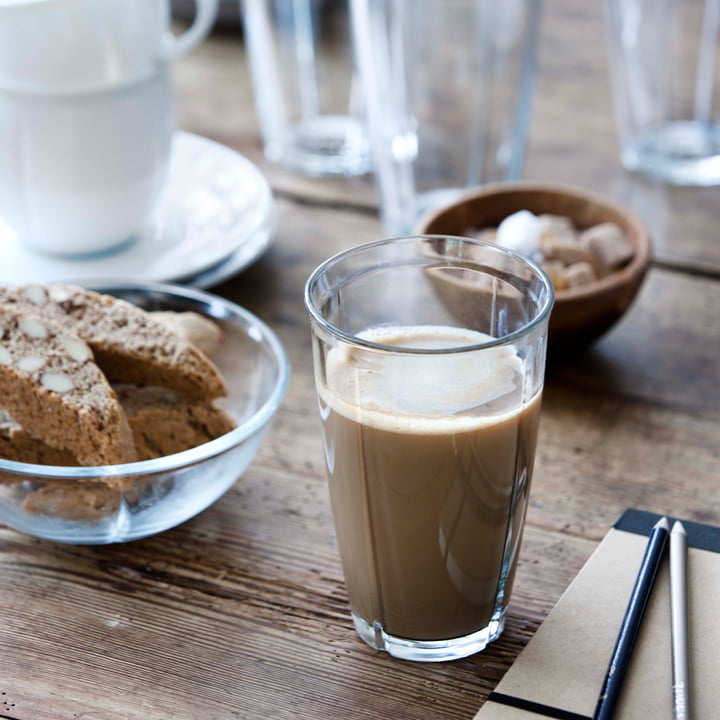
xmin=305 ymin=236 xmax=553 ymax=661
xmin=350 ymin=0 xmax=542 ymax=234
xmin=605 ymin=0 xmax=720 ymax=185
xmin=242 ymin=0 xmax=370 ymax=176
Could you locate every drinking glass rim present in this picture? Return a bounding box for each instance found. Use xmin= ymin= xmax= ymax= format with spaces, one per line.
xmin=304 ymin=234 xmax=555 ymax=355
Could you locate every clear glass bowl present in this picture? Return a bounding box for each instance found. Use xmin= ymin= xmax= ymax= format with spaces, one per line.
xmin=0 ymin=282 xmax=290 ymax=544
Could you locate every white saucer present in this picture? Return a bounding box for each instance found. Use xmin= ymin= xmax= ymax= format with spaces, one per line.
xmin=186 ymin=216 xmax=275 ymax=289
xmin=0 ymin=132 xmax=274 ymax=285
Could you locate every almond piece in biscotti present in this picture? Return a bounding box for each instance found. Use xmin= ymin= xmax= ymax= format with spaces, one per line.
xmin=0 ymin=284 xmax=227 ymax=400
xmin=0 ymin=304 xmax=136 ymax=466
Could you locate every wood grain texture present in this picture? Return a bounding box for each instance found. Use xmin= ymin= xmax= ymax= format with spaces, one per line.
xmin=2 ymin=2 xmax=720 ymax=719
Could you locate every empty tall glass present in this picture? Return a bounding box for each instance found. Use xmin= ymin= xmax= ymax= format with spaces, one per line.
xmin=605 ymin=0 xmax=720 ymax=185
xmin=242 ymin=0 xmax=370 ymax=176
xmin=350 ymin=0 xmax=542 ymax=234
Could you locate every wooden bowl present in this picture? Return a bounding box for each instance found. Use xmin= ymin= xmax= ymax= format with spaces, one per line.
xmin=416 ymin=182 xmax=652 ymax=349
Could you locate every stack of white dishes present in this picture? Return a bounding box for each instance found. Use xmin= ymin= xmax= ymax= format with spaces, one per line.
xmin=0 ymin=132 xmax=275 ymax=289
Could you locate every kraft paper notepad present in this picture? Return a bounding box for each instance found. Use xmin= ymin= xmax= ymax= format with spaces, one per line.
xmin=474 ymin=509 xmax=718 ymax=720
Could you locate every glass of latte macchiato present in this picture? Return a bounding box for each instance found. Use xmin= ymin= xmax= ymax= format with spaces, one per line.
xmin=305 ymin=235 xmax=554 ymax=662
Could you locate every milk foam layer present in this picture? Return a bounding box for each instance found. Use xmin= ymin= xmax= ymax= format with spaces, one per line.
xmin=322 ymin=325 xmax=525 ymax=432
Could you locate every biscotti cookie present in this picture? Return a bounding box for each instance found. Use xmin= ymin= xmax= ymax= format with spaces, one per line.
xmin=0 ymin=284 xmax=227 ymax=400
xmin=21 ymin=482 xmax=121 ymax=520
xmin=0 ymin=304 xmax=136 ymax=465
xmin=1 ymin=385 xmax=235 ymax=466
xmin=0 ymin=409 xmax=78 ymax=466
xmin=1 ymin=384 xmax=235 ymax=465
xmin=115 ymin=383 xmax=236 ymax=460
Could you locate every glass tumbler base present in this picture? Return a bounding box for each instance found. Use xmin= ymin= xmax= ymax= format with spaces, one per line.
xmin=265 ymin=115 xmax=370 ymax=177
xmin=623 ymin=121 xmax=720 ymax=186
xmin=351 ymin=610 xmax=506 ymax=662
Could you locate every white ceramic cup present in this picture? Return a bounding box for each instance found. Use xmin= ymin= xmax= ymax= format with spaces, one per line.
xmin=0 ymin=0 xmax=219 ymax=256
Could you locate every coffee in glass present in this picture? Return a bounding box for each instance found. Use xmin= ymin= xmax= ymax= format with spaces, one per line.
xmin=305 ymin=236 xmax=553 ymax=661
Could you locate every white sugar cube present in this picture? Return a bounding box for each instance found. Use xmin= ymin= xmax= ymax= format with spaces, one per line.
xmin=496 ymin=210 xmax=541 ymax=257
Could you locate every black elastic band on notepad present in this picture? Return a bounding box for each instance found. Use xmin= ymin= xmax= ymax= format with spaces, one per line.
xmin=487 ymin=692 xmax=592 ymax=720
xmin=615 ymin=508 xmax=720 ymax=553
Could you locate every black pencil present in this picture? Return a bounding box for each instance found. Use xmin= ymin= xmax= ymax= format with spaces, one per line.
xmin=593 ymin=516 xmax=670 ymax=720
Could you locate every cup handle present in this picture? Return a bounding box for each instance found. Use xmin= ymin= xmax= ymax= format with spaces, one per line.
xmin=161 ymin=0 xmax=220 ymax=61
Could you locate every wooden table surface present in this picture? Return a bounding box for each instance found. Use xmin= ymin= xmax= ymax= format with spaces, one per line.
xmin=2 ymin=3 xmax=719 ymax=719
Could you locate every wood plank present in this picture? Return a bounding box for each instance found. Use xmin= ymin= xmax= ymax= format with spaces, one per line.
xmin=550 ymin=269 xmax=720 ymax=418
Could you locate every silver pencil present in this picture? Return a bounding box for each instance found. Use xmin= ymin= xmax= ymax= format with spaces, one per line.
xmin=670 ymin=521 xmax=691 ymax=720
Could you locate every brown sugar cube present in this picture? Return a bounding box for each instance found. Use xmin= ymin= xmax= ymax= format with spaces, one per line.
xmin=539 ymin=234 xmax=594 ymax=266
xmin=537 ymin=214 xmax=577 ymax=245
xmin=540 ymin=260 xmax=570 ymax=291
xmin=579 ymin=222 xmax=634 ymax=273
xmin=565 ymin=261 xmax=597 ymax=288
